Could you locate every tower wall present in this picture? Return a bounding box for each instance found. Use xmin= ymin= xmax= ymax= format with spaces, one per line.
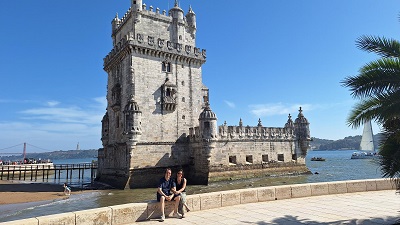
xmin=98 ymin=1 xmax=311 ymax=189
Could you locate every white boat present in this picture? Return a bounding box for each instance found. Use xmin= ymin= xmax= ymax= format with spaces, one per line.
xmin=351 ymin=120 xmax=379 ymax=159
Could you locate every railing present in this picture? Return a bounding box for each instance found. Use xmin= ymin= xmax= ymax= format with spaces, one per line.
xmin=0 ymin=163 xmax=97 ymax=182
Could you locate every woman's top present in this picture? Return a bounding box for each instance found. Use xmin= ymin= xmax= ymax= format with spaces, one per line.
xmin=175 ymin=177 xmax=186 ymax=193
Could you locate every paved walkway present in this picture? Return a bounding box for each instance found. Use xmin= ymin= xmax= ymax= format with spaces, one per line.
xmin=131 ymin=190 xmax=400 ymax=225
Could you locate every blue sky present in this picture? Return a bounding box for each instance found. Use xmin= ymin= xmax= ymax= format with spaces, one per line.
xmin=0 ymin=0 xmax=398 ymax=153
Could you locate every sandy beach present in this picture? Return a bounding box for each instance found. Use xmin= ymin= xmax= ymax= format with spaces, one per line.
xmin=0 ymin=180 xmax=93 ymax=205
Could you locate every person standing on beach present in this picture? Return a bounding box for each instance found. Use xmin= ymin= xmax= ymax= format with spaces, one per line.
xmin=63 ymin=183 xmax=71 ymax=196
xmin=157 ymin=168 xmax=182 ymax=221
xmin=173 ymin=169 xmax=190 ymax=218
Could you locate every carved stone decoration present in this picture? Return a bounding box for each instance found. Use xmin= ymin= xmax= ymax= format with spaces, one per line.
xmin=202 ymin=49 xmax=207 ymax=58
xmin=111 ymin=83 xmax=122 ymax=111
xmin=161 ymin=78 xmax=177 ymax=112
xmin=137 ymin=33 xmax=143 ymax=43
xmin=158 ymin=38 xmax=165 ymax=48
xmin=185 ymin=45 xmax=192 ymax=54
xmin=167 ymin=41 xmax=173 ymax=50
xmin=148 ymin=36 xmax=154 ymax=46
xmin=176 ymin=43 xmax=182 ymax=52
xmin=194 ymin=47 xmax=200 ymax=56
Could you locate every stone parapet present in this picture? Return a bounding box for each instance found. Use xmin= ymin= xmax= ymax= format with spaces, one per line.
xmin=2 ymin=179 xmax=396 ymax=225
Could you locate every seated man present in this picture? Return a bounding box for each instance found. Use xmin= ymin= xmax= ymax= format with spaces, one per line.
xmin=157 ymin=168 xmax=182 ymax=221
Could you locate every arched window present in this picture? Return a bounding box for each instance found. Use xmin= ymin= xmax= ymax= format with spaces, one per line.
xmin=162 ymin=62 xmax=171 ymax=72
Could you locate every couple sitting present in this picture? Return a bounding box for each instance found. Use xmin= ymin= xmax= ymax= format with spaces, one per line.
xmin=157 ymin=168 xmax=190 ymax=222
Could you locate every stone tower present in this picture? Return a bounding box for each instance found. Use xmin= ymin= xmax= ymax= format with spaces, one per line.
xmin=97 ymin=1 xmax=311 ymax=189
xmin=97 ymin=0 xmax=208 ymax=188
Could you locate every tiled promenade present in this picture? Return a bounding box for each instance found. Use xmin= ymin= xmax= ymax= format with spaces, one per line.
xmin=132 ymin=190 xmax=400 ymax=225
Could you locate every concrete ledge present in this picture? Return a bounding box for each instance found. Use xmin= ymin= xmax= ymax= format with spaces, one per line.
xmin=75 ymin=207 xmax=111 ymax=225
xmin=328 ymin=181 xmax=348 ymax=194
xmin=221 ymin=190 xmax=240 ymax=207
xmin=110 ymin=203 xmax=148 ymax=224
xmin=376 ymin=178 xmax=395 ymax=190
xmin=146 ymin=200 xmax=177 ymax=219
xmin=291 ymin=184 xmax=311 ymax=198
xmin=2 ymin=179 xmax=397 ymax=225
xmin=256 ymin=187 xmax=275 ymax=202
xmin=240 ymin=189 xmax=258 ymax=204
xmin=275 ymin=185 xmax=292 ymax=200
xmin=37 ymin=212 xmax=75 ymax=225
xmin=187 ymin=194 xmax=201 ymax=211
xmin=199 ymin=192 xmax=222 ymax=210
xmin=0 ymin=218 xmax=38 ymax=225
xmin=310 ymin=183 xmax=329 ymax=196
xmin=346 ymin=180 xmax=367 ymax=193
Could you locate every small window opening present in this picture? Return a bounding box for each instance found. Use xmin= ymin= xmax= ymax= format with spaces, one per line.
xmin=229 ymin=156 xmax=237 ymax=165
xmin=292 ymin=154 xmax=297 ymax=160
xmin=278 ymin=154 xmax=284 ymax=162
xmin=162 ymin=62 xmax=171 ymax=72
xmin=246 ymin=155 xmax=253 ymax=164
xmin=262 ymin=154 xmax=269 ymax=163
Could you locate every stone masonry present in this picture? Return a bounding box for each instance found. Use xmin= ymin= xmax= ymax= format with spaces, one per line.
xmin=97 ymin=0 xmax=311 ymax=189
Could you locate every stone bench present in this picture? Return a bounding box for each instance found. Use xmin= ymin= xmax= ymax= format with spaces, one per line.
xmin=0 ymin=178 xmax=396 ymax=225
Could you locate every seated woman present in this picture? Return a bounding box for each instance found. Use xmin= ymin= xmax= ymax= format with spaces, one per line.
xmin=173 ymin=169 xmax=191 ymax=217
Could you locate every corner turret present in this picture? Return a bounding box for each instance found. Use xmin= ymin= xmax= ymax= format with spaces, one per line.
xmin=169 ymin=0 xmax=184 ymax=21
xmin=199 ymin=103 xmax=218 ymax=141
xmin=123 ymin=95 xmax=142 ymax=145
xmin=285 ymin=114 xmax=294 ymax=129
xmin=294 ymin=107 xmax=310 ymax=156
xmin=101 ymin=112 xmax=109 ymax=146
xmin=131 ymin=0 xmax=142 ymax=11
xmin=111 ymin=13 xmax=120 ymax=45
xmin=169 ymin=0 xmax=184 ymax=43
xmin=186 ymin=6 xmax=196 ymax=27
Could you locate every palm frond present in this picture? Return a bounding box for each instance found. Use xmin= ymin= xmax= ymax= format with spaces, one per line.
xmin=341 ymin=58 xmax=400 ymax=98
xmin=356 ymin=35 xmax=400 ymax=58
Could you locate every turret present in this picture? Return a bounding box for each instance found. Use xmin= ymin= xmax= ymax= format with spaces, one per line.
xmin=185 ymin=5 xmax=196 ymax=29
xmin=199 ymin=103 xmax=218 ymax=141
xmin=101 ymin=112 xmax=109 ymax=146
xmin=294 ymin=107 xmax=310 ymax=156
xmin=123 ymin=95 xmax=142 ymax=144
xmin=285 ymin=114 xmax=294 ymax=129
xmin=169 ymin=0 xmax=184 ymax=43
xmin=169 ymin=0 xmax=184 ymax=21
xmin=131 ymin=0 xmax=143 ymax=11
xmin=111 ymin=13 xmax=120 ymax=45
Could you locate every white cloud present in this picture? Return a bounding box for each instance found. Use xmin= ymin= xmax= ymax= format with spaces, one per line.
xmin=249 ymin=103 xmax=313 ymax=117
xmin=224 ymin=100 xmax=235 ymax=108
xmin=46 ymin=101 xmax=60 ymax=107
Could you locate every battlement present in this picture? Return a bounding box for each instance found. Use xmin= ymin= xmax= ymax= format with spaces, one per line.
xmin=113 ymin=3 xmax=192 ymax=36
xmin=218 ymin=125 xmax=295 ymax=141
xmin=188 ymin=124 xmax=294 ymax=142
xmin=103 ymin=33 xmax=206 ymax=70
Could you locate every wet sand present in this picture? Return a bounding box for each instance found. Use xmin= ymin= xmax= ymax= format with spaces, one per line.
xmin=0 ymin=180 xmax=93 ymax=205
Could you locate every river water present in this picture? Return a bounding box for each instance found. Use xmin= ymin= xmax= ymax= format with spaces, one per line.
xmin=0 ymin=150 xmax=384 ymax=222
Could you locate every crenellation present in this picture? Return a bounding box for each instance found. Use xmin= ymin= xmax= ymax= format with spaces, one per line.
xmin=104 ymin=37 xmax=206 ymax=70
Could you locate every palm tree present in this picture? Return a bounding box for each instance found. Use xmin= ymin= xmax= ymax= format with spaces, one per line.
xmin=341 ymin=34 xmax=400 ymax=188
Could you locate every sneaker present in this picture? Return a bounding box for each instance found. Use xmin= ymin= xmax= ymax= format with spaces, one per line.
xmin=173 ymin=212 xmax=183 ymax=219
xmin=160 ymin=215 xmax=165 ymax=222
